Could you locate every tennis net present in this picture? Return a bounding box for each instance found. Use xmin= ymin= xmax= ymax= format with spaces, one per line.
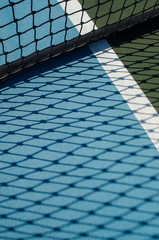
xmin=0 ymin=0 xmax=159 ymax=81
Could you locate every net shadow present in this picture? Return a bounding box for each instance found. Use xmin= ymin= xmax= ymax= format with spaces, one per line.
xmin=0 ymin=0 xmax=159 ymax=81
xmin=0 ymin=44 xmax=159 ymax=240
xmin=108 ymin=16 xmax=159 ymax=114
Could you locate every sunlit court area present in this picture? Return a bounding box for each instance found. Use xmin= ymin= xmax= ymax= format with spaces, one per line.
xmin=0 ymin=0 xmax=159 ymax=239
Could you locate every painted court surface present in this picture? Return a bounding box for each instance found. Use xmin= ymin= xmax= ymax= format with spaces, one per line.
xmin=0 ymin=1 xmax=159 ymax=239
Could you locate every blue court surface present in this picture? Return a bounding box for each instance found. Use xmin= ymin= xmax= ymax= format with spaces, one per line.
xmin=0 ymin=0 xmax=79 ymax=65
xmin=0 ymin=1 xmax=159 ymax=240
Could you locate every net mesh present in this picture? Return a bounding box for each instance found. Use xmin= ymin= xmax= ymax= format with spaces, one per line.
xmin=0 ymin=1 xmax=159 ymax=239
xmin=0 ymin=0 xmax=159 ymax=81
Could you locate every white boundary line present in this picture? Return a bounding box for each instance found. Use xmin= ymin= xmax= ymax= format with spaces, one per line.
xmin=58 ymin=0 xmax=97 ymax=35
xmin=89 ymin=40 xmax=159 ymax=151
xmin=58 ymin=0 xmax=159 ymax=151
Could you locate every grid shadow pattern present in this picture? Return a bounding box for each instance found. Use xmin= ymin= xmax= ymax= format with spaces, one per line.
xmin=0 ymin=46 xmax=159 ymax=240
xmin=108 ymin=16 xmax=159 ymax=114
xmin=0 ymin=0 xmax=159 ymax=81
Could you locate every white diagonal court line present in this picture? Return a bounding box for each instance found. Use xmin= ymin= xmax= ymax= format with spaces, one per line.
xmin=89 ymin=40 xmax=159 ymax=151
xmin=58 ymin=0 xmax=97 ymax=35
xmin=59 ymin=1 xmax=159 ymax=151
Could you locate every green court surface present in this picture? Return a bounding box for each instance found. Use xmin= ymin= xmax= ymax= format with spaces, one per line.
xmin=108 ymin=17 xmax=159 ymax=114
xmin=78 ymin=0 xmax=158 ymax=28
xmin=78 ymin=0 xmax=159 ymax=113
xmin=0 ymin=1 xmax=159 ymax=239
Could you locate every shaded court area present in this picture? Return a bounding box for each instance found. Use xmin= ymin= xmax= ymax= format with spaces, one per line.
xmin=78 ymin=0 xmax=159 ymax=113
xmin=0 ymin=43 xmax=159 ymax=239
xmin=0 ymin=0 xmax=159 ymax=239
xmin=108 ymin=16 xmax=159 ymax=113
